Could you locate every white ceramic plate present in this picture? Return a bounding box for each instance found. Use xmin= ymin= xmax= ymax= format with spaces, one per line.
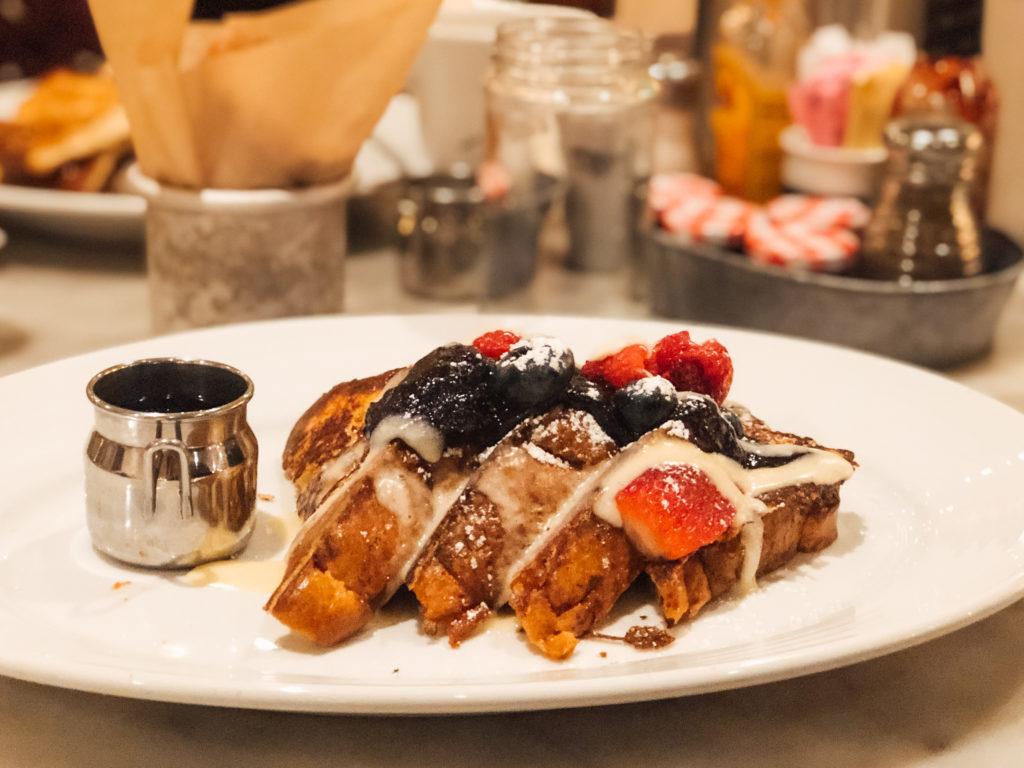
xmin=0 ymin=77 xmax=419 ymax=245
xmin=0 ymin=80 xmax=145 ymax=243
xmin=1 ymin=315 xmax=1022 ymax=714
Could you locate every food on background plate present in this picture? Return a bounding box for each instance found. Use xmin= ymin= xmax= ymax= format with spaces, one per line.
xmin=0 ymin=68 xmax=132 ymax=192
xmin=267 ymin=329 xmax=856 ymax=659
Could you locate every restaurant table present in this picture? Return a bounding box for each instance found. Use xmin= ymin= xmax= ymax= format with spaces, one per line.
xmin=1 ymin=229 xmax=1023 ymax=767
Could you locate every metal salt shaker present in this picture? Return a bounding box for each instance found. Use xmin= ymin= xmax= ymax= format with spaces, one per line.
xmin=398 ymin=171 xmax=556 ymax=300
xmin=85 ymin=358 xmax=258 ymax=568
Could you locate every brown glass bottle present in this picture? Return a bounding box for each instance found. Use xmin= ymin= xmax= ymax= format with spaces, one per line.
xmin=860 ymin=117 xmax=984 ymax=283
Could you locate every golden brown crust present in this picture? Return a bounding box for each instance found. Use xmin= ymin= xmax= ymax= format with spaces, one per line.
xmin=408 ymin=409 xmax=617 ymax=646
xmin=266 ymin=479 xmax=402 ymax=644
xmin=508 ymin=509 xmax=642 ymax=660
xmin=647 ymin=485 xmax=840 ymax=626
xmin=282 ymin=368 xmax=401 ymax=487
xmin=266 ymin=443 xmax=433 ymax=645
xmin=644 ymin=415 xmax=851 ymax=628
xmin=511 ymin=417 xmax=854 ymax=657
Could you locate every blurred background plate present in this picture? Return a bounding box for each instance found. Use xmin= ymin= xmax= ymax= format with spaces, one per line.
xmin=0 ymin=78 xmax=146 ymax=243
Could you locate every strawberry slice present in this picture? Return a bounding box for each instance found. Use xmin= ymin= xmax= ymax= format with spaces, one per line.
xmin=580 ymin=344 xmax=652 ymax=389
xmin=614 ymin=464 xmax=735 ymax=561
xmin=472 ymin=330 xmax=521 ymax=359
xmin=649 ymin=332 xmax=733 ymax=404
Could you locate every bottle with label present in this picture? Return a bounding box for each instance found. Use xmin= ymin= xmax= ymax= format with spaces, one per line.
xmin=705 ymin=0 xmax=808 ymax=202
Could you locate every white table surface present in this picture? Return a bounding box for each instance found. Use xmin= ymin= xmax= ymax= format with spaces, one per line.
xmin=1 ymin=229 xmax=1022 ymax=768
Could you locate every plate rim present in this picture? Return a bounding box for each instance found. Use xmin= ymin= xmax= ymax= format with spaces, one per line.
xmin=2 ymin=312 xmax=1023 ymax=714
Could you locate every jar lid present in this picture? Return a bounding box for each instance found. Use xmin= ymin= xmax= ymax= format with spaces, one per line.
xmin=884 ymin=116 xmax=983 ymax=155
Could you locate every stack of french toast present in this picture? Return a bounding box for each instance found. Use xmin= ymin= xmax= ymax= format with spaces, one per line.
xmin=266 ymin=329 xmax=856 ymax=660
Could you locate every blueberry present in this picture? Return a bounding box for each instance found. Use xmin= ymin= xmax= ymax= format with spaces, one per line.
xmin=723 ymin=409 xmax=745 ymax=437
xmin=564 ymin=374 xmax=628 ymax=444
xmin=667 ymin=393 xmax=743 ymax=458
xmin=613 ymin=376 xmax=678 ymax=442
xmin=494 ymin=337 xmax=574 ymax=410
xmin=365 ymin=343 xmax=510 ymax=450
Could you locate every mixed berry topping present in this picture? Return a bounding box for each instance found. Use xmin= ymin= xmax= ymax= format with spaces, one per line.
xmin=364 ymin=344 xmax=512 ymax=452
xmin=494 ymin=337 xmax=574 ymax=410
xmin=472 ymin=330 xmax=521 ymax=360
xmin=615 ymin=464 xmax=736 ymax=560
xmin=366 ymin=329 xmax=785 ymax=469
xmin=612 ymin=376 xmax=677 ymax=439
xmin=648 ymin=332 xmax=733 ymax=405
xmin=666 ymin=392 xmax=743 ymax=458
xmin=581 ymin=332 xmax=733 ymax=405
xmin=562 ymin=373 xmax=628 ymax=445
xmin=580 ymin=344 xmax=652 ymax=389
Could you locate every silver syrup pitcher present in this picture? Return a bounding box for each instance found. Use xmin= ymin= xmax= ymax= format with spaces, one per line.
xmin=85 ymin=358 xmax=258 ymax=568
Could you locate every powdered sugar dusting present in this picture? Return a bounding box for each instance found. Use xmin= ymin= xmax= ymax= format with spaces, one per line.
xmin=507 ymin=336 xmax=573 ymax=372
xmin=533 ymin=408 xmax=615 ymax=450
xmin=629 ymin=375 xmax=676 ymax=398
xmin=524 ymin=441 xmax=570 ymax=468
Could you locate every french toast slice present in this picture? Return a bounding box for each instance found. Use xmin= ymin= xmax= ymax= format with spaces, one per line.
xmin=510 ymin=416 xmax=855 ymax=660
xmin=408 ymin=407 xmax=617 ymax=645
xmin=509 ymin=508 xmax=641 ymax=660
xmin=265 ymin=439 xmax=474 ymax=645
xmin=646 ymin=413 xmax=855 ymax=624
xmin=282 ymin=369 xmax=403 ymax=497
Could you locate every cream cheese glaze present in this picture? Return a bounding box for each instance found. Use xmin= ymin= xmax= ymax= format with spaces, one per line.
xmin=369 ymin=414 xmax=444 ymax=463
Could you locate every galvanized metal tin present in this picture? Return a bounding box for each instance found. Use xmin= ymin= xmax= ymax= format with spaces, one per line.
xmin=645 ymin=228 xmax=1023 ymax=369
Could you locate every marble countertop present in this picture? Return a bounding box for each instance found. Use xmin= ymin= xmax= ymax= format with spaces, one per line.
xmin=1 ymin=230 xmax=1022 ymax=767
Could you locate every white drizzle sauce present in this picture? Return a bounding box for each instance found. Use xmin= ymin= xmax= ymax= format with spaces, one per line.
xmin=592 ymin=429 xmax=854 ymax=595
xmin=373 ymin=468 xmax=417 ymax=529
xmin=396 ymin=472 xmax=474 ymax=584
xmin=369 ymin=414 xmax=444 ymax=463
xmin=305 ymin=441 xmax=368 ymax=510
xmin=497 ymin=466 xmax=608 ymax=606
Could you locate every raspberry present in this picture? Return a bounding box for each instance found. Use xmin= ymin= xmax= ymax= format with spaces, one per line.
xmin=580 ymin=344 xmax=652 ymax=389
xmin=472 ymin=330 xmax=521 ymax=359
xmin=649 ymin=332 xmax=733 ymax=404
xmin=615 ymin=464 xmax=735 ymax=560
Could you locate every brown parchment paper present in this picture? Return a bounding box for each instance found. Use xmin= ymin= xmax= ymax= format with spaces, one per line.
xmin=88 ymin=0 xmax=441 ymax=189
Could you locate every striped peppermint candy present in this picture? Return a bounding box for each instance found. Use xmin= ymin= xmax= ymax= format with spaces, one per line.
xmin=648 ymin=173 xmax=722 ymax=213
xmin=766 ymin=194 xmax=871 ymax=231
xmin=660 ymin=195 xmax=754 ymax=248
xmin=744 ymin=211 xmax=860 ymax=272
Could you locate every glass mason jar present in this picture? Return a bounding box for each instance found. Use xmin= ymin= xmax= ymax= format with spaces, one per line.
xmin=860 ymin=117 xmax=984 ymax=283
xmin=486 ymin=17 xmax=656 ymax=274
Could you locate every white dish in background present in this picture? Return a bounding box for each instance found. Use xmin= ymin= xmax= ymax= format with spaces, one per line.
xmin=0 ymin=80 xmax=419 ymax=245
xmin=780 ymin=125 xmax=888 ymax=199
xmin=0 ymin=314 xmax=1022 ymax=714
xmin=0 ymin=79 xmax=145 ymax=243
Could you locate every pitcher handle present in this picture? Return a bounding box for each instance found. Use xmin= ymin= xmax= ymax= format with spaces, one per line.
xmin=143 ymin=438 xmax=193 ymax=519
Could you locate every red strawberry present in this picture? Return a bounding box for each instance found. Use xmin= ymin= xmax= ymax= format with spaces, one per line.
xmin=614 ymin=464 xmax=735 ymax=560
xmin=580 ymin=344 xmax=652 ymax=389
xmin=472 ymin=330 xmax=521 ymax=359
xmin=649 ymin=332 xmax=733 ymax=403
